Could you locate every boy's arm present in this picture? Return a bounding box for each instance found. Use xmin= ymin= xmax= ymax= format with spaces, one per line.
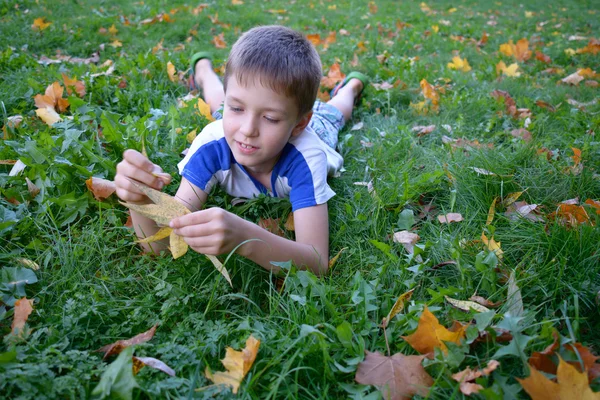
xmin=170 ymin=200 xmax=330 ymax=276
xmin=237 ymin=204 xmax=330 ymax=275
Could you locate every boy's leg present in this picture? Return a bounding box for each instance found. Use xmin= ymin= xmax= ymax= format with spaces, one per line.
xmin=194 ymin=59 xmax=225 ymax=114
xmin=326 ymin=78 xmax=364 ymax=123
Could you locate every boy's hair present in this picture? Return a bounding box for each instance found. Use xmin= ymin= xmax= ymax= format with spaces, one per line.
xmin=223 ymin=25 xmax=322 ymax=118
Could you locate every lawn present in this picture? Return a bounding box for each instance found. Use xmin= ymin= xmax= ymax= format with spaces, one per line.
xmin=1 ymin=0 xmax=599 ymax=398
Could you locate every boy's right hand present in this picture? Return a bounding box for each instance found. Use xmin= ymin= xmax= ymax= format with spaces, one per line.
xmin=115 ymin=149 xmax=172 ymax=203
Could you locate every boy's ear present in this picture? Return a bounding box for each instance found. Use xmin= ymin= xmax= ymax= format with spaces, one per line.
xmin=291 ymin=111 xmax=313 ymax=137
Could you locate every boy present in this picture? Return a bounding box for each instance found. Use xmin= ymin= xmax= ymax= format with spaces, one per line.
xmin=114 ymin=25 xmax=368 ymax=276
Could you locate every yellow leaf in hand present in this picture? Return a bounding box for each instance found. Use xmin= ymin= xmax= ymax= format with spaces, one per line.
xmin=205 ymin=335 xmax=260 ymax=394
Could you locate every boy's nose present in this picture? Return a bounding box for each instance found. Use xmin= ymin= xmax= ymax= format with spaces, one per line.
xmin=240 ymin=116 xmax=259 ymax=137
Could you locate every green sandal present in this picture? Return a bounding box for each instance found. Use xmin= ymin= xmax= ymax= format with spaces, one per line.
xmin=188 ymin=51 xmax=213 ymax=91
xmin=330 ymin=71 xmax=370 ymax=105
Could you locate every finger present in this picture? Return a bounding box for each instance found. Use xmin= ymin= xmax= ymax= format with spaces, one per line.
xmin=170 ymin=210 xmax=211 ymax=228
xmin=172 ymin=223 xmax=212 ymax=238
xmin=123 ymin=149 xmax=165 ymax=177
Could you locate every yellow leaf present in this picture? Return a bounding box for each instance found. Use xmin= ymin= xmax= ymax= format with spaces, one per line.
xmin=496 ymin=61 xmax=521 ymax=77
xmin=137 ymin=226 xmax=173 ymax=243
xmin=32 ymin=17 xmax=51 ymax=31
xmin=447 ymin=56 xmax=471 ymax=72
xmin=328 ymin=247 xmax=347 ymax=269
xmin=518 ymin=357 xmax=600 ymax=400
xmin=110 ymin=39 xmax=122 ymax=48
xmin=167 ymin=61 xmax=177 ymax=83
xmin=35 ymin=107 xmax=62 ymax=126
xmin=382 ymin=288 xmax=415 ymax=328
xmin=444 ymin=296 xmax=490 ymax=313
xmin=169 ymin=230 xmax=188 ymax=259
xmin=402 ymin=306 xmax=467 ymax=354
xmin=204 ymin=335 xmax=260 ymax=394
xmin=186 ymin=129 xmax=197 ymax=143
xmin=481 ymin=232 xmax=503 ymax=258
xmin=487 ymin=197 xmax=498 ymax=225
xmin=420 ymin=79 xmax=439 ymax=105
xmin=195 ymin=98 xmax=215 ymax=121
xmin=205 ymin=254 xmax=233 ymax=287
xmin=108 ymin=24 xmax=118 ymax=35
xmin=431 ymin=25 xmax=439 ymax=33
xmin=503 ymin=191 xmax=525 ymax=207
xmin=232 ymin=0 xmax=243 ymax=4
xmin=410 ymin=100 xmax=428 ymax=115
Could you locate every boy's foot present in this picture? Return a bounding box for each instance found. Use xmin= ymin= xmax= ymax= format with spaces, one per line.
xmin=330 ymin=71 xmax=370 ymax=105
xmin=188 ymin=51 xmax=214 ymax=91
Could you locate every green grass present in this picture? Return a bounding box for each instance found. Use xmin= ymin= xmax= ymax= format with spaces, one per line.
xmin=1 ymin=0 xmax=599 ymax=398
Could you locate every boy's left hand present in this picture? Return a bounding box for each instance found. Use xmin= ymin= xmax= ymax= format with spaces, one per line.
xmin=169 ymin=207 xmax=247 ymax=255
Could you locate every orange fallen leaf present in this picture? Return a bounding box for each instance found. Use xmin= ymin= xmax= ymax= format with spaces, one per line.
xmin=585 ymin=199 xmax=600 ymax=215
xmin=32 ymin=17 xmax=51 ymax=31
xmin=549 ymin=203 xmax=591 ymax=227
xmin=321 ymin=62 xmax=346 ymax=89
xmin=11 ymin=297 xmax=34 ymax=335
xmin=575 ymin=39 xmax=600 ymax=55
xmin=212 ymin=33 xmax=227 ymax=49
xmin=328 ymin=247 xmax=347 ymax=269
xmin=402 ymin=306 xmax=467 ymax=354
xmin=205 ymin=335 xmax=260 ymax=394
xmin=195 ymin=98 xmax=215 ymax=121
xmin=258 ymin=218 xmax=284 ymax=237
xmin=62 ymin=74 xmax=86 ymax=97
xmin=420 ymin=79 xmax=439 ymax=106
xmin=481 ymin=232 xmax=503 ymax=258
xmin=86 ymin=177 xmax=116 ymax=201
xmin=355 ymin=351 xmax=433 ymax=400
xmin=517 ymin=357 xmax=600 ymax=400
xmin=307 ymin=33 xmax=321 ymax=46
xmin=97 ymin=324 xmax=158 ymax=360
xmin=167 ymin=61 xmax=177 ymax=82
xmin=284 ymin=213 xmax=295 ymax=231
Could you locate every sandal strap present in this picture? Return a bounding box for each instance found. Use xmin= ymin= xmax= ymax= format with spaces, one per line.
xmin=189 ymin=51 xmax=213 ymax=73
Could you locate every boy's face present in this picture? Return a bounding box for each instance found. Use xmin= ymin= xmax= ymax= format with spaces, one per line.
xmin=222 ymin=75 xmax=310 ymax=175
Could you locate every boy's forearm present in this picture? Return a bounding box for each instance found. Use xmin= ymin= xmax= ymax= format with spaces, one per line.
xmin=236 ymin=220 xmax=328 ymax=276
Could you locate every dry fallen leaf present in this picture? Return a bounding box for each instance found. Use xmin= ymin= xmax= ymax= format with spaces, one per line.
xmin=355 ymin=351 xmax=433 ymax=400
xmin=32 ymin=17 xmax=51 ymax=31
xmin=444 ymin=296 xmax=490 ymax=313
xmin=258 ymin=218 xmax=285 ymax=237
xmin=321 ymin=62 xmax=346 ymax=89
xmin=328 ymin=247 xmax=347 ymax=269
xmin=438 ymin=213 xmax=463 ymax=223
xmin=35 ymin=107 xmax=62 ymax=126
xmin=86 ymin=177 xmax=116 ymax=201
xmin=212 ymin=33 xmax=227 ymax=49
xmin=402 ymin=306 xmax=468 ymax=354
xmin=549 ymin=203 xmax=591 ymax=227
xmin=11 ymin=297 xmax=34 ymax=335
xmin=167 ymin=61 xmax=177 ymax=82
xmin=382 ymin=288 xmax=415 ymax=328
xmin=496 ymin=61 xmax=521 ymax=77
xmin=517 ymin=357 xmax=600 ymax=400
xmin=205 ymin=335 xmax=260 ymax=394
xmin=195 ymin=98 xmax=215 ymax=121
xmin=412 ymin=125 xmax=436 ymax=136
xmin=62 ymin=74 xmax=86 ymax=97
xmin=452 ymin=360 xmax=500 ymax=395
xmin=97 ymin=324 xmax=158 ymax=360
xmin=469 ymin=295 xmax=502 ymax=308
xmin=481 ymin=232 xmax=503 ymax=258
xmin=393 ymin=231 xmax=420 ymax=255
xmin=133 ymin=356 xmax=176 ymax=376
xmin=447 ymin=56 xmax=471 ymax=72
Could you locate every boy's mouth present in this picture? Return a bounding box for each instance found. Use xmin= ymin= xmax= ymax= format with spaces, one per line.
xmin=236 ymin=140 xmax=259 ymax=154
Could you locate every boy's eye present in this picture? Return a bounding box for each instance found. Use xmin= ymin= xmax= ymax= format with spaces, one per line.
xmin=264 ymin=116 xmax=280 ymax=124
xmin=229 ymin=106 xmax=243 ymax=112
